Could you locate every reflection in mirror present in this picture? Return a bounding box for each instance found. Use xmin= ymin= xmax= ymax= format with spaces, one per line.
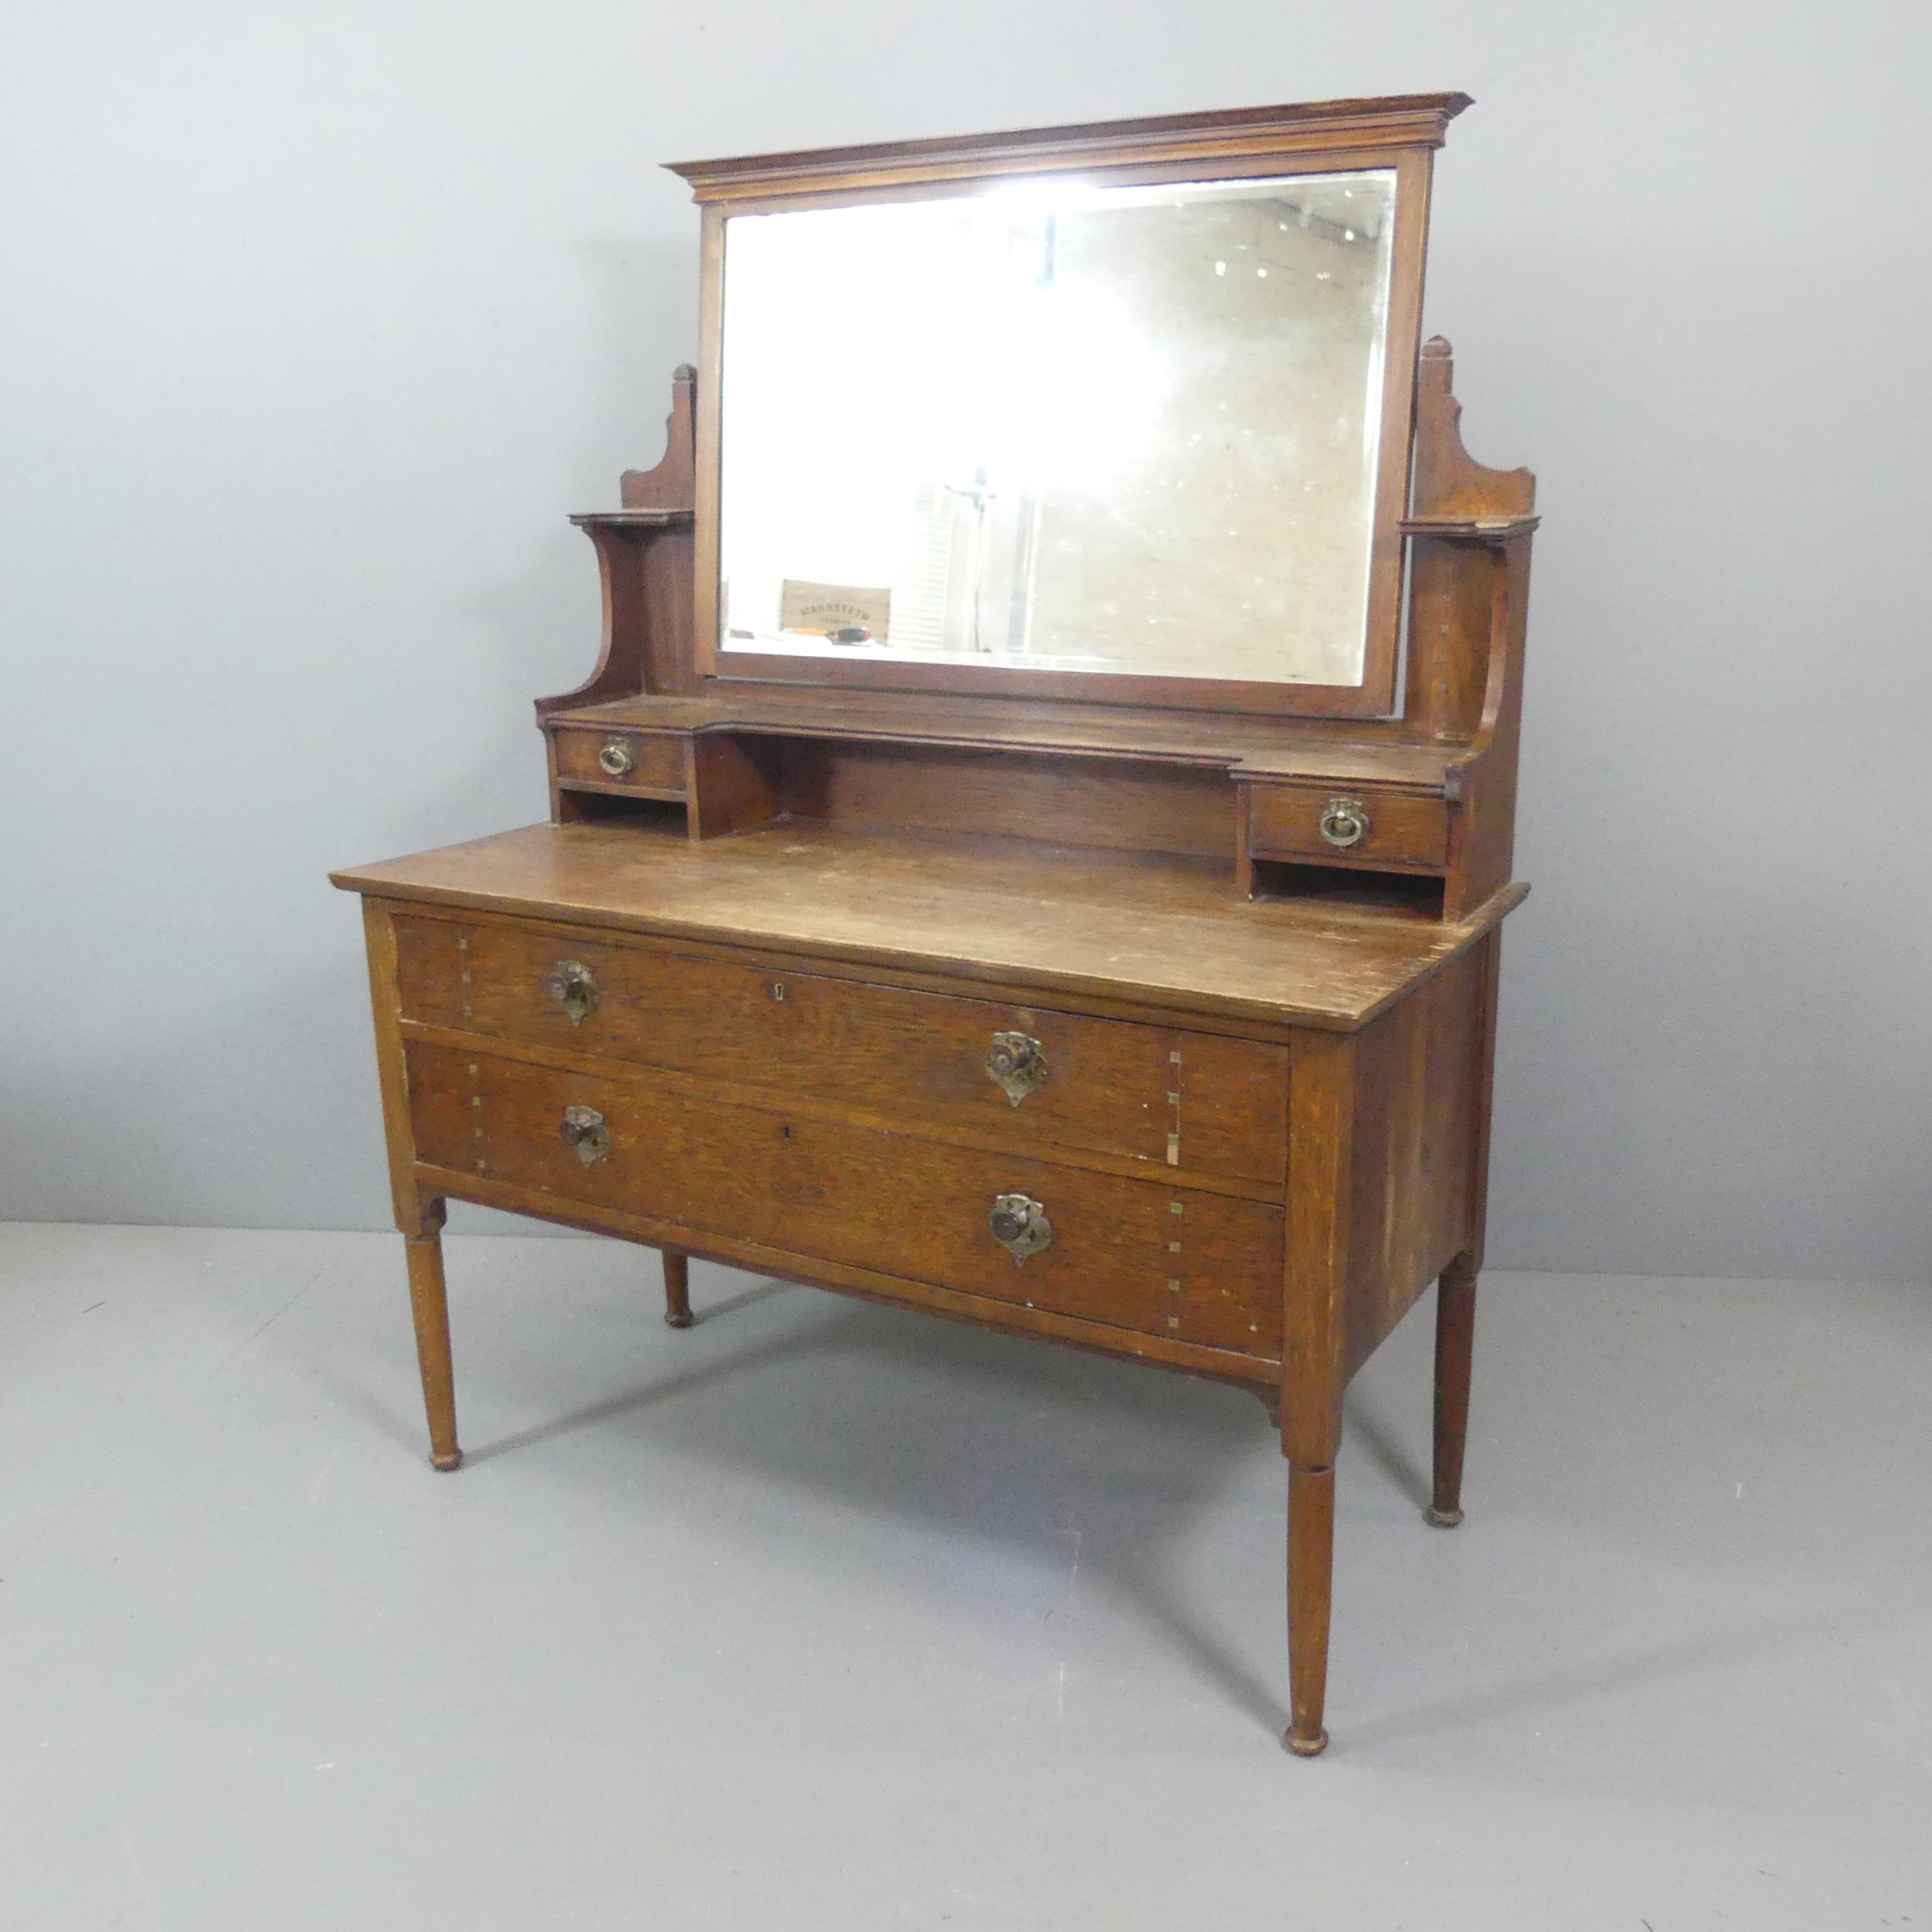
xmin=716 ymin=170 xmax=1396 ymax=689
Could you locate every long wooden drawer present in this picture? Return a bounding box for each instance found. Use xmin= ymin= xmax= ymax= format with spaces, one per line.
xmin=406 ymin=1040 xmax=1284 ymax=1359
xmin=393 ymin=914 xmax=1288 ymax=1185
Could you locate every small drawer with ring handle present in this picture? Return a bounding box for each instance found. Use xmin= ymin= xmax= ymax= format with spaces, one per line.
xmin=1243 ymin=781 xmax=1448 ymax=872
xmin=550 ymin=727 xmax=687 ymax=794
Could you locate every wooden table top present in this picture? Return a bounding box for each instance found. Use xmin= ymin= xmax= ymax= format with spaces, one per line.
xmin=332 ymin=821 xmax=1526 ymax=1032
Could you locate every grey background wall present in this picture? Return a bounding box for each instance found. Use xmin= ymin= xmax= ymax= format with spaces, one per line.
xmin=2 ymin=0 xmax=1927 ymax=1282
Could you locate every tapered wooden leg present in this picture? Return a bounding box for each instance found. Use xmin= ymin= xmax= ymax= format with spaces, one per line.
xmin=1286 ymin=1462 xmax=1335 ymax=1757
xmin=662 ymin=1248 xmax=694 ymax=1329
xmin=404 ymin=1226 xmax=461 ymax=1471
xmin=1430 ymin=1260 xmax=1478 ymax=1528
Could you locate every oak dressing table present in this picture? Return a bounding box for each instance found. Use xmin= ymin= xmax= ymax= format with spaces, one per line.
xmin=332 ymin=94 xmax=1536 ymax=1755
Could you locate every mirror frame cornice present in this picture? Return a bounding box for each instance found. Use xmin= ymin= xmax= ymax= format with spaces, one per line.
xmin=672 ymin=94 xmax=1470 ymax=720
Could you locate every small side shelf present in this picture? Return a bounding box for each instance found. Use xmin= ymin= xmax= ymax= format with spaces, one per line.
xmin=1400 ymin=513 xmax=1540 ymax=543
xmin=567 ymin=509 xmax=696 ymax=529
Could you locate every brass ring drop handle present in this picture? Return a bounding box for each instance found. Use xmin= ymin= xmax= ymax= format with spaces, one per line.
xmin=560 ymin=1105 xmax=611 ymax=1167
xmin=541 ymin=959 xmax=598 ymax=1026
xmin=984 ymin=1030 xmax=1049 ymax=1106
xmin=597 ymin=738 xmax=635 ymax=777
xmin=988 ymin=1192 xmax=1052 ymax=1264
xmin=1318 ymin=796 xmax=1371 ymax=850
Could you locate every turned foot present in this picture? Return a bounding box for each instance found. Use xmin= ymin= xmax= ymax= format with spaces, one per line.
xmin=662 ymin=1248 xmax=694 ymax=1328
xmin=1286 ymin=1461 xmax=1335 ymax=1758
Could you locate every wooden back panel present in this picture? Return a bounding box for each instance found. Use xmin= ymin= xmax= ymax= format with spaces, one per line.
xmin=529 ymin=119 xmax=1539 ymax=910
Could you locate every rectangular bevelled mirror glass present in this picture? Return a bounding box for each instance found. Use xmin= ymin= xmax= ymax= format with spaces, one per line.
xmin=715 ymin=168 xmax=1398 ymax=691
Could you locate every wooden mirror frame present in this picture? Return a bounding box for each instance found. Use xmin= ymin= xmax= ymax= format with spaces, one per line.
xmin=672 ymin=94 xmax=1470 ymax=721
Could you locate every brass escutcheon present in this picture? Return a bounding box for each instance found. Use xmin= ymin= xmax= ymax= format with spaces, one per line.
xmin=541 ymin=959 xmax=599 ymax=1026
xmin=559 ymin=1104 xmax=611 ymax=1167
xmin=597 ymin=737 xmax=636 ymax=777
xmin=1318 ymin=795 xmax=1371 ymax=850
xmin=984 ymin=1030 xmax=1049 ymax=1107
xmin=988 ymin=1192 xmax=1053 ymax=1264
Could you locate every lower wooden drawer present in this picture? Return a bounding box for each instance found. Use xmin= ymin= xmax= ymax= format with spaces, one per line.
xmin=406 ymin=1041 xmax=1284 ymax=1360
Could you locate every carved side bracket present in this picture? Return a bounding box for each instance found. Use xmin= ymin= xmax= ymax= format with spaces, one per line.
xmin=1409 ymin=338 xmax=1535 ymax=521
xmin=1399 ymin=338 xmax=1539 ymax=918
xmin=536 ymin=366 xmax=701 ymax=720
xmin=619 ymin=363 xmax=697 ymax=510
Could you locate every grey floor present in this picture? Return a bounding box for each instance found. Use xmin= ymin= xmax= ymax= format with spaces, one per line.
xmin=0 ymin=1226 xmax=1926 ymax=1931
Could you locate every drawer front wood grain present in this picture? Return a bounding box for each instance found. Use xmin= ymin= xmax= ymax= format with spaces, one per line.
xmin=551 ymin=727 xmax=686 ymax=795
xmin=1246 ymin=782 xmax=1447 ymax=872
xmin=406 ymin=1041 xmax=1284 ymax=1358
xmin=392 ymin=915 xmax=1288 ymax=1185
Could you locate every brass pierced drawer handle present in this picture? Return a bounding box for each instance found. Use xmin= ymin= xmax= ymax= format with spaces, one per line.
xmin=988 ymin=1192 xmax=1052 ymax=1264
xmin=541 ymin=960 xmax=598 ymax=1026
xmin=984 ymin=1030 xmax=1049 ymax=1107
xmin=597 ymin=737 xmax=635 ymax=777
xmin=560 ymin=1105 xmax=611 ymax=1167
xmin=1318 ymin=796 xmax=1371 ymax=849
